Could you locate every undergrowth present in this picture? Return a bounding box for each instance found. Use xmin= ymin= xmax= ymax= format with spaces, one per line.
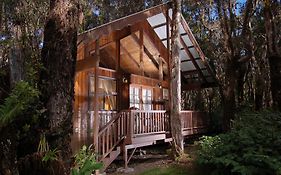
xmin=197 ymin=109 xmax=281 ymax=175
xmin=0 ymin=81 xmax=40 ymax=128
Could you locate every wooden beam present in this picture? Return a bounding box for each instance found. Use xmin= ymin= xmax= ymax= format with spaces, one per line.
xmin=182 ymin=69 xmax=198 ymax=76
xmin=93 ymin=39 xmax=100 ymax=152
xmin=144 ymin=47 xmax=159 ymax=69
xmin=182 ymin=68 xmax=207 ymax=76
xmin=130 ymin=33 xmax=159 ymax=70
xmin=78 ymin=2 xmax=171 ymax=44
xmin=88 ymin=24 xmax=137 ymax=55
xmin=116 ymin=39 xmax=121 ymax=111
xmin=158 ymin=56 xmax=163 ymax=81
xmin=182 ymin=82 xmax=217 ymax=91
xmin=76 ymin=58 xmax=96 ymax=73
xmin=179 ymin=36 xmax=207 ymax=83
xmin=186 ymin=75 xmax=212 ymax=80
xmin=120 ymin=44 xmax=140 ymax=67
xmin=142 ymin=20 xmax=168 ymax=63
xmin=120 ymin=42 xmax=150 ymax=77
xmin=153 ymin=22 xmax=166 ymax=29
xmin=181 ymin=57 xmax=200 ymax=63
xmin=160 ymin=33 xmax=188 ymax=42
xmin=181 ymin=45 xmax=194 ymax=50
xmin=139 ymin=29 xmax=144 ymax=76
xmin=180 ymin=15 xmax=217 ymax=82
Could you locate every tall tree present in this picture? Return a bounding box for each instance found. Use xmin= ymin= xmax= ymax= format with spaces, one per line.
xmin=263 ymin=0 xmax=281 ymax=111
xmin=40 ymin=0 xmax=81 ymax=170
xmin=170 ymin=0 xmax=184 ymax=157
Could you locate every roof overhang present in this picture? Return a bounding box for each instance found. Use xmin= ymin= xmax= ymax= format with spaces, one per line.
xmin=77 ymin=2 xmax=217 ymax=91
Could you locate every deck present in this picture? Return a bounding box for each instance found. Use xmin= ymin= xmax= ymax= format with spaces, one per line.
xmin=72 ymin=110 xmax=209 ymax=170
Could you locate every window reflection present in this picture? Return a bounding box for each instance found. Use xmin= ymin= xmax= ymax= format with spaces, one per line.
xmin=89 ymin=76 xmax=117 ymax=111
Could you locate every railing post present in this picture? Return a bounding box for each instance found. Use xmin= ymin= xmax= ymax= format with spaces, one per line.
xmin=191 ymin=112 xmax=193 ymax=134
xmin=125 ymin=110 xmax=132 ymax=144
xmin=130 ymin=111 xmax=134 ymax=140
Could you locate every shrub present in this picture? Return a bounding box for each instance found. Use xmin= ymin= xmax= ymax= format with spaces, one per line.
xmin=197 ymin=110 xmax=281 ymax=175
xmin=71 ymin=145 xmax=103 ymax=175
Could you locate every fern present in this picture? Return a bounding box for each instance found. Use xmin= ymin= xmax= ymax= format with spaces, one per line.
xmin=0 ymin=81 xmax=39 ymax=127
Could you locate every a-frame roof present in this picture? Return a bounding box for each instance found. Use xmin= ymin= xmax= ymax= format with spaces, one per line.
xmin=77 ymin=2 xmax=217 ymax=90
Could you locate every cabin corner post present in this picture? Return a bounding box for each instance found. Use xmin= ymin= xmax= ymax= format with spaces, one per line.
xmin=93 ymin=39 xmax=100 ymax=152
xmin=115 ymin=39 xmax=121 ymax=111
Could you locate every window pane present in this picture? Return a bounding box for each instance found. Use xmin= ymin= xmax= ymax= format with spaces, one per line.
xmin=163 ymin=88 xmax=169 ymax=100
xmin=99 ymin=78 xmax=116 ymax=94
xmin=104 ymin=95 xmax=116 ymax=110
xmin=89 ymin=76 xmax=95 ymax=93
xmin=147 ymin=90 xmax=152 ymax=96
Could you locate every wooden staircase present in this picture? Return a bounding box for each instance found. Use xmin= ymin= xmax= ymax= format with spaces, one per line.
xmin=97 ymin=111 xmax=130 ymax=170
xmin=96 ymin=110 xmax=210 ymax=171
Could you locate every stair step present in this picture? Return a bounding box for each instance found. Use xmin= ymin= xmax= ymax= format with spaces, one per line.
xmin=101 ymin=147 xmax=121 ymax=171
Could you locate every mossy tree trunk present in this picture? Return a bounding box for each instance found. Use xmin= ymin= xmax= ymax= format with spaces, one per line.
xmin=40 ymin=0 xmax=81 ymax=171
xmin=170 ymin=0 xmax=184 ymax=158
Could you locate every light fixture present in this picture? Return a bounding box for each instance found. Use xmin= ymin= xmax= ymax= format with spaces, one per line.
xmin=122 ymin=77 xmax=128 ymax=83
xmin=157 ymin=82 xmax=162 ymax=89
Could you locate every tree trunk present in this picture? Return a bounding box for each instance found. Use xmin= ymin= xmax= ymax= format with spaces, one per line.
xmin=9 ymin=24 xmax=25 ymax=87
xmin=264 ymin=1 xmax=281 ymax=111
xmin=268 ymin=55 xmax=281 ymax=110
xmin=170 ymin=0 xmax=184 ymax=158
xmin=40 ymin=0 xmax=80 ymax=171
xmin=216 ymin=0 xmax=237 ymax=131
xmin=222 ymin=59 xmax=236 ymax=131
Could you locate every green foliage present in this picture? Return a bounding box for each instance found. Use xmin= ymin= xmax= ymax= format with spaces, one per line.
xmin=71 ymin=145 xmax=103 ymax=175
xmin=0 ymin=81 xmax=40 ymax=127
xmin=42 ymin=149 xmax=58 ymax=162
xmin=197 ymin=110 xmax=281 ymax=175
xmin=37 ymin=134 xmax=50 ymax=153
xmin=37 ymin=134 xmax=58 ymax=162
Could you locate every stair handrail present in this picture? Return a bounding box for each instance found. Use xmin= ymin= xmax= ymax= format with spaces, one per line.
xmin=97 ymin=110 xmax=130 ymax=159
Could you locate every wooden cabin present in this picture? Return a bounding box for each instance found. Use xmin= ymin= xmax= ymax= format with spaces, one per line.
xmin=72 ymin=2 xmax=216 ymax=170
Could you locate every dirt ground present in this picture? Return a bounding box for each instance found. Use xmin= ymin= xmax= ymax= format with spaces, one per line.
xmin=106 ymin=142 xmax=201 ymax=175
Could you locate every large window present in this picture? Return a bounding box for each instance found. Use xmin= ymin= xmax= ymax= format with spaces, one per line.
xmin=130 ymin=86 xmax=152 ymax=110
xmin=89 ymin=76 xmax=117 ymax=111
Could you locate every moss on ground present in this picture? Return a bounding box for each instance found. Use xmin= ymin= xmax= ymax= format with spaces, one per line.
xmin=138 ymin=165 xmax=188 ymax=175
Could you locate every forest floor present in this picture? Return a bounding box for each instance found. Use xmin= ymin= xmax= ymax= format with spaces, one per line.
xmin=106 ymin=140 xmax=209 ymax=175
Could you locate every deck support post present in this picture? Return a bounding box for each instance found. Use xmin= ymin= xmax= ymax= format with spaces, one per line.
xmin=93 ymin=39 xmax=100 ymax=152
xmin=121 ymin=141 xmax=128 ymax=169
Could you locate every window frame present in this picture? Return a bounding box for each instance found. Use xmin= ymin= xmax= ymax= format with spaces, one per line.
xmin=129 ymin=85 xmax=153 ymax=110
xmin=88 ymin=74 xmax=117 ymax=111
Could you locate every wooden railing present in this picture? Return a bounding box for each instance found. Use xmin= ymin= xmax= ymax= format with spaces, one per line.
xmin=96 ymin=110 xmax=209 ymax=158
xmin=130 ymin=110 xmax=168 ymax=136
xmin=181 ymin=111 xmax=209 ymax=134
xmin=97 ymin=111 xmax=130 ymax=159
xmin=94 ymin=110 xmax=210 ymax=170
xmin=89 ymin=110 xmax=117 ymax=128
